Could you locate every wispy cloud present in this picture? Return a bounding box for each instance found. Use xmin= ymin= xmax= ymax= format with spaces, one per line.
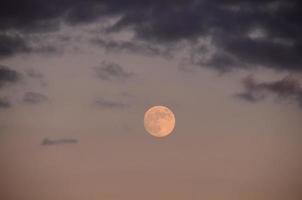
xmin=41 ymin=138 xmax=78 ymax=146
xmin=236 ymin=76 xmax=302 ymax=107
xmin=95 ymin=98 xmax=130 ymax=109
xmin=94 ymin=61 xmax=133 ymax=81
xmin=0 ymin=98 xmax=11 ymax=109
xmin=23 ymin=92 xmax=48 ymax=104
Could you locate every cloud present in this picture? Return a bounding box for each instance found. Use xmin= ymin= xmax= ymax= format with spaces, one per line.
xmin=26 ymin=69 xmax=47 ymax=87
xmin=0 ymin=98 xmax=11 ymax=109
xmin=0 ymin=32 xmax=61 ymax=59
xmin=95 ymin=98 xmax=129 ymax=109
xmin=0 ymin=67 xmax=48 ymax=108
xmin=0 ymin=33 xmax=30 ymax=58
xmin=0 ymin=66 xmax=49 ymax=108
xmin=0 ymin=0 xmax=301 ymax=72
xmin=26 ymin=69 xmax=44 ymax=79
xmin=41 ymin=138 xmax=78 ymax=146
xmin=106 ymin=0 xmax=302 ymax=71
xmin=0 ymin=65 xmax=20 ymax=88
xmin=23 ymin=92 xmax=48 ymax=104
xmin=0 ymin=1 xmax=189 ymax=32
xmin=235 ymin=92 xmax=265 ymax=103
xmin=236 ymin=76 xmax=302 ymax=107
xmin=216 ymin=36 xmax=302 ymax=71
xmin=91 ymin=38 xmax=170 ymax=57
xmin=94 ymin=61 xmax=133 ymax=81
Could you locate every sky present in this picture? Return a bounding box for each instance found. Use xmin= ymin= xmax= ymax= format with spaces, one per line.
xmin=0 ymin=0 xmax=302 ymax=199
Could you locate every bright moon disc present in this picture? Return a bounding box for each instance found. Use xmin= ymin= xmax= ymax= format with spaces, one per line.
xmin=144 ymin=106 xmax=175 ymax=138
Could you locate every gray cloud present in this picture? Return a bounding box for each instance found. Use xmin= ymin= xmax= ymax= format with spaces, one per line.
xmin=0 ymin=33 xmax=61 ymax=59
xmin=23 ymin=92 xmax=48 ymax=104
xmin=236 ymin=76 xmax=302 ymax=107
xmin=235 ymin=92 xmax=265 ymax=103
xmin=91 ymin=38 xmax=171 ymax=57
xmin=0 ymin=33 xmax=30 ymax=58
xmin=0 ymin=65 xmax=20 ymax=88
xmin=95 ymin=98 xmax=129 ymax=109
xmin=0 ymin=0 xmax=301 ymax=72
xmin=41 ymin=138 xmax=78 ymax=146
xmin=26 ymin=69 xmax=44 ymax=79
xmin=0 ymin=67 xmax=48 ymax=108
xmin=32 ymin=45 xmax=59 ymax=55
xmin=0 ymin=98 xmax=11 ymax=109
xmin=94 ymin=61 xmax=133 ymax=81
xmin=26 ymin=69 xmax=47 ymax=87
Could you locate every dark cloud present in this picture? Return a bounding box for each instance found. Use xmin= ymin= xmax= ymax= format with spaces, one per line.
xmin=95 ymin=98 xmax=129 ymax=109
xmin=0 ymin=33 xmax=59 ymax=59
xmin=94 ymin=61 xmax=133 ymax=81
xmin=0 ymin=0 xmax=190 ymax=32
xmin=236 ymin=76 xmax=302 ymax=107
xmin=41 ymin=138 xmax=78 ymax=146
xmin=0 ymin=98 xmax=11 ymax=109
xmin=203 ymin=52 xmax=241 ymax=72
xmin=0 ymin=0 xmax=66 ymax=32
xmin=0 ymin=34 xmax=30 ymax=58
xmin=0 ymin=65 xmax=20 ymax=88
xmin=23 ymin=92 xmax=48 ymax=104
xmin=217 ymin=36 xmax=302 ymax=71
xmin=106 ymin=0 xmax=302 ymax=71
xmin=0 ymin=67 xmax=48 ymax=108
xmin=0 ymin=0 xmax=302 ymax=71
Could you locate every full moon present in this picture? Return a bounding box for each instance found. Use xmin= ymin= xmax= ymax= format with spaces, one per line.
xmin=144 ymin=105 xmax=175 ymax=138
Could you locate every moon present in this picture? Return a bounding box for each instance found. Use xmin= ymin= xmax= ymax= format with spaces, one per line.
xmin=144 ymin=105 xmax=175 ymax=138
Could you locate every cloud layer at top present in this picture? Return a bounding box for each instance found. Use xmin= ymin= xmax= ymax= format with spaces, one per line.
xmin=0 ymin=0 xmax=301 ymax=72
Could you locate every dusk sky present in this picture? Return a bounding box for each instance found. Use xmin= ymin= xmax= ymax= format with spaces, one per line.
xmin=0 ymin=0 xmax=302 ymax=199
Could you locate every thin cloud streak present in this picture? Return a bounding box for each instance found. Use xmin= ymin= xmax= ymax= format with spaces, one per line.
xmin=41 ymin=138 xmax=78 ymax=146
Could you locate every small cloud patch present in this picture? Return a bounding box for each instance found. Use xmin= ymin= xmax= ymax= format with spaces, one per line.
xmin=0 ymin=66 xmax=20 ymax=88
xmin=236 ymin=75 xmax=302 ymax=107
xmin=94 ymin=61 xmax=133 ymax=81
xmin=0 ymin=98 xmax=11 ymax=109
xmin=95 ymin=98 xmax=129 ymax=109
xmin=23 ymin=92 xmax=48 ymax=104
xmin=41 ymin=138 xmax=78 ymax=146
